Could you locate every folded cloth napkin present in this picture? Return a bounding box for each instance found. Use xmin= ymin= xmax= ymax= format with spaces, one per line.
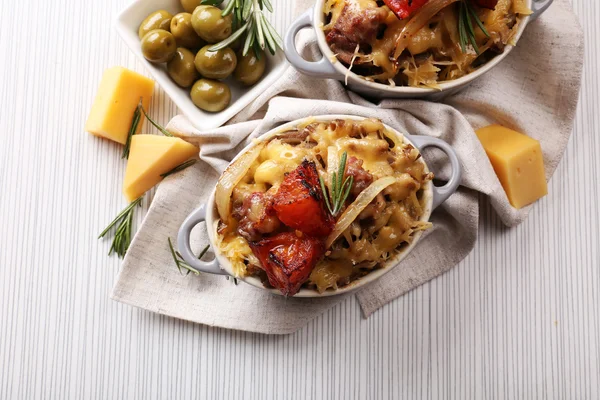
xmin=111 ymin=0 xmax=583 ymax=334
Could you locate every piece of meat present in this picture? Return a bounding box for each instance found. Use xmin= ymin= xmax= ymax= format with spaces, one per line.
xmin=345 ymin=156 xmax=374 ymax=198
xmin=472 ymin=0 xmax=498 ymax=9
xmin=324 ymin=1 xmax=388 ymax=64
xmin=384 ymin=0 xmax=429 ymax=20
xmin=250 ymin=232 xmax=326 ymax=296
xmin=273 ymin=160 xmax=334 ymax=237
xmin=235 ymin=192 xmax=281 ymax=242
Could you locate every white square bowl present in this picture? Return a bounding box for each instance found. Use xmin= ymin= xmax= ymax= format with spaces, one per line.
xmin=115 ymin=0 xmax=288 ymax=130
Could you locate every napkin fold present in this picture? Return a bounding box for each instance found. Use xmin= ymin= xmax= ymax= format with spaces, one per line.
xmin=111 ymin=0 xmax=583 ymax=334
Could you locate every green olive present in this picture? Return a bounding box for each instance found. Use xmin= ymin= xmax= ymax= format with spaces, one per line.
xmin=194 ymin=45 xmax=237 ymax=79
xmin=190 ymin=79 xmax=231 ymax=112
xmin=170 ymin=13 xmax=205 ymax=49
xmin=141 ymin=30 xmax=177 ymax=63
xmin=180 ymin=0 xmax=202 ymax=13
xmin=138 ymin=10 xmax=173 ymax=39
xmin=168 ymin=48 xmax=200 ymax=88
xmin=234 ymin=51 xmax=266 ymax=85
xmin=191 ymin=6 xmax=233 ymax=43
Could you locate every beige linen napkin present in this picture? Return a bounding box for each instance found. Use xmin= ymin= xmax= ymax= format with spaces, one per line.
xmin=111 ymin=0 xmax=583 ymax=334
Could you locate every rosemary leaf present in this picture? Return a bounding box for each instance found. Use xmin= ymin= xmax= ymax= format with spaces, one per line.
xmin=197 ymin=245 xmax=210 ymax=259
xmin=243 ymin=0 xmax=253 ymax=20
xmin=160 ymin=159 xmax=197 ymax=178
xmin=463 ymin=2 xmax=480 ymax=54
xmin=319 ymin=176 xmax=334 ymax=214
xmin=254 ymin=11 xmax=265 ymax=50
xmin=458 ymin=2 xmax=467 ymax=53
xmin=222 ymin=0 xmax=236 ymax=16
xmin=168 ymin=238 xmax=207 ymax=276
xmin=262 ymin=0 xmax=273 ymax=13
xmin=467 ymin=1 xmax=490 ymax=37
xmin=201 ymin=0 xmax=224 ymax=4
xmin=122 ymin=99 xmax=142 ymax=159
xmin=168 ymin=237 xmax=183 ymax=274
xmin=253 ymin=41 xmax=263 ymax=58
xmin=261 ymin=15 xmax=277 ymax=55
xmin=338 ymin=176 xmax=353 ymax=214
xmin=208 ymin=22 xmax=249 ymax=52
xmin=139 ymin=106 xmax=173 ymax=137
xmin=262 ymin=17 xmax=283 ymax=49
xmin=243 ymin=20 xmax=255 ymax=55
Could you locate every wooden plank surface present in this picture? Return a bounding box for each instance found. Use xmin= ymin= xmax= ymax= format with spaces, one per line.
xmin=0 ymin=0 xmax=598 ymax=398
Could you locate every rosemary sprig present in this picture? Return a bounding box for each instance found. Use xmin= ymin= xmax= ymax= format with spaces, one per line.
xmin=122 ymin=101 xmax=174 ymax=159
xmin=319 ymin=152 xmax=354 ymax=217
xmin=457 ymin=0 xmax=490 ymax=55
xmin=160 ymin=159 xmax=197 ymax=178
xmin=203 ymin=0 xmax=283 ymax=56
xmin=168 ymin=237 xmax=208 ymax=276
xmin=99 ymin=197 xmax=143 ymax=258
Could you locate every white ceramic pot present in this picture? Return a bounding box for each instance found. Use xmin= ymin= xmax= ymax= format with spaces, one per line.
xmin=177 ymin=115 xmax=462 ymax=297
xmin=284 ymin=0 xmax=554 ymax=100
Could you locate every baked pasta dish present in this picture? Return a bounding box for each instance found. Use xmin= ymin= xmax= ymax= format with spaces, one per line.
xmin=322 ymin=0 xmax=532 ymax=88
xmin=214 ymin=118 xmax=433 ymax=296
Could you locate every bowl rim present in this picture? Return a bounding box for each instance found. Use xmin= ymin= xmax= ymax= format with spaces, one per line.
xmin=310 ymin=0 xmax=533 ymax=94
xmin=204 ymin=114 xmax=435 ymax=298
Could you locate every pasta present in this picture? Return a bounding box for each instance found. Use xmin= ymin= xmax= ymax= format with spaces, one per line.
xmin=215 ymin=118 xmax=434 ymax=295
xmin=322 ymin=0 xmax=532 ymax=88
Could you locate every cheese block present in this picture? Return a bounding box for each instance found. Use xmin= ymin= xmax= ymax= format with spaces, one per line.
xmin=476 ymin=125 xmax=548 ymax=209
xmin=85 ymin=67 xmax=154 ymax=144
xmin=123 ymin=135 xmax=198 ymax=201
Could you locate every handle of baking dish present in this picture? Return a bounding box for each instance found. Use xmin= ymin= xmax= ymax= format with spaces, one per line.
xmin=284 ymin=8 xmax=340 ymax=78
xmin=530 ymin=0 xmax=553 ymax=21
xmin=177 ymin=204 xmax=228 ymax=276
xmin=411 ymin=136 xmax=462 ymax=210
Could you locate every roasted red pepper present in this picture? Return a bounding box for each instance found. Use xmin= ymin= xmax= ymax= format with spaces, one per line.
xmin=273 ymin=160 xmax=334 ymax=237
xmin=472 ymin=0 xmax=498 ymax=9
xmin=250 ymin=232 xmax=325 ymax=296
xmin=384 ymin=0 xmax=429 ymax=20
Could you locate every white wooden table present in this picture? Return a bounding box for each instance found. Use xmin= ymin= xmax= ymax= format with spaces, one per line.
xmin=1 ymin=0 xmax=598 ymax=398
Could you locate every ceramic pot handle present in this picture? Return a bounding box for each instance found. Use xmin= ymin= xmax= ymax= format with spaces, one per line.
xmin=284 ymin=8 xmax=340 ymax=78
xmin=411 ymin=136 xmax=462 ymax=210
xmin=530 ymin=0 xmax=554 ymax=20
xmin=177 ymin=204 xmax=227 ymax=275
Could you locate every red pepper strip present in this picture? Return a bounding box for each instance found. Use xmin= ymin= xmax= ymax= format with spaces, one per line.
xmin=383 ymin=0 xmax=430 ymax=20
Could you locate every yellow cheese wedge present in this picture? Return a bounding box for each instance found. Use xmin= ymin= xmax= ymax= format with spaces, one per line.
xmin=123 ymin=135 xmax=198 ymax=201
xmin=476 ymin=125 xmax=548 ymax=209
xmin=85 ymin=67 xmax=154 ymax=144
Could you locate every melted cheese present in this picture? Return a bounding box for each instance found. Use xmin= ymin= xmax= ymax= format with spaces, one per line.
xmin=217 ymin=118 xmax=433 ymax=292
xmin=322 ymin=0 xmax=530 ymax=86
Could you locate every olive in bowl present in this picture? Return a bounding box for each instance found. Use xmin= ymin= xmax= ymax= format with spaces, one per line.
xmin=170 ymin=13 xmax=204 ymax=49
xmin=168 ymin=48 xmax=200 ymax=88
xmin=191 ymin=5 xmax=233 ymax=43
xmin=194 ymin=46 xmax=237 ymax=79
xmin=191 ymin=79 xmax=231 ymax=112
xmin=141 ymin=29 xmax=177 ymax=63
xmin=138 ymin=10 xmax=172 ymax=39
xmin=180 ymin=0 xmax=202 ymax=13
xmin=234 ymin=51 xmax=266 ymax=85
